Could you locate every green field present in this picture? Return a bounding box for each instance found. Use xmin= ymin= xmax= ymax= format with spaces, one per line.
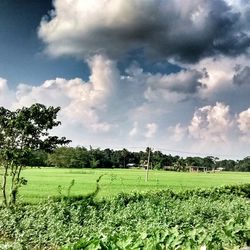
xmin=11 ymin=168 xmax=250 ymax=203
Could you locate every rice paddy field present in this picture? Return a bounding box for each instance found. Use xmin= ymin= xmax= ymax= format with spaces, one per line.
xmin=14 ymin=168 xmax=250 ymax=203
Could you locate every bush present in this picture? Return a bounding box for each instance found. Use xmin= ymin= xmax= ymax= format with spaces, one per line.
xmin=0 ymin=184 xmax=250 ymax=249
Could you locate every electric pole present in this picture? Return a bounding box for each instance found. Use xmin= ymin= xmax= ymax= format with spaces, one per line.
xmin=145 ymin=147 xmax=152 ymax=182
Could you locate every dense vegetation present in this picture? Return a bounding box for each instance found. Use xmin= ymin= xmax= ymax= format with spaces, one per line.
xmin=0 ymin=184 xmax=250 ymax=249
xmin=27 ymin=146 xmax=250 ymax=171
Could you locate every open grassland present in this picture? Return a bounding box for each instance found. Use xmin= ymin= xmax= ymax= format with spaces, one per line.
xmin=10 ymin=168 xmax=250 ymax=203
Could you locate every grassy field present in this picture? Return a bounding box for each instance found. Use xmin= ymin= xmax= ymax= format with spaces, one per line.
xmin=8 ymin=168 xmax=249 ymax=203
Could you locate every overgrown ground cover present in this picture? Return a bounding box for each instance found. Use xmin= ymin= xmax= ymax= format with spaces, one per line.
xmin=1 ymin=169 xmax=250 ymax=249
xmin=5 ymin=168 xmax=250 ymax=203
xmin=0 ymin=184 xmax=250 ymax=249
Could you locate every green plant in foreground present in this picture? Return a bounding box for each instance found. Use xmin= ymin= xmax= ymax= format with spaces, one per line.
xmin=0 ymin=184 xmax=249 ymax=249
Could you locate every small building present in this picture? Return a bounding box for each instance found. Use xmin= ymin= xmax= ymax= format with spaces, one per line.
xmin=188 ymin=166 xmax=207 ymax=172
xmin=163 ymin=166 xmax=175 ymax=171
xmin=126 ymin=163 xmax=137 ymax=168
xmin=216 ymin=167 xmax=224 ymax=171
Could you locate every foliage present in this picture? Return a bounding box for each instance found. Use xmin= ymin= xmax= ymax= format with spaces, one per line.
xmin=0 ymin=103 xmax=70 ymax=207
xmin=236 ymin=157 xmax=250 ymax=172
xmin=0 ymin=184 xmax=249 ymax=249
xmin=47 ymin=147 xmax=89 ymax=168
xmin=26 ymin=146 xmax=250 ymax=172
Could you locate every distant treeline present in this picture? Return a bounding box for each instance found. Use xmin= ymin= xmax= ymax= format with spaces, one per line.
xmin=25 ymin=146 xmax=250 ymax=172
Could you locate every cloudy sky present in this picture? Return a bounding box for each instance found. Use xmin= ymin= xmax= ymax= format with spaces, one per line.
xmin=0 ymin=0 xmax=250 ymax=159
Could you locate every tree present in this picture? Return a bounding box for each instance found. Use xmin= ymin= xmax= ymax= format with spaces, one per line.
xmin=27 ymin=150 xmax=48 ymax=167
xmin=0 ymin=103 xmax=70 ymax=206
xmin=203 ymin=156 xmax=216 ymax=171
xmin=237 ymin=157 xmax=250 ymax=172
xmin=48 ymin=146 xmax=89 ymax=168
xmin=121 ymin=148 xmax=129 ymax=168
xmin=145 ymin=147 xmax=153 ymax=181
xmin=173 ymin=158 xmax=185 ymax=172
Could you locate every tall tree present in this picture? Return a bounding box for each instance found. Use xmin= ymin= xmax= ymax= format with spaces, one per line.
xmin=0 ymin=103 xmax=70 ymax=206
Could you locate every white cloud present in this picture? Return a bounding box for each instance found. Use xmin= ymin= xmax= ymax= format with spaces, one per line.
xmin=179 ymin=55 xmax=250 ymax=115
xmin=238 ymin=108 xmax=250 ymax=133
xmin=129 ymin=121 xmax=139 ymax=137
xmin=188 ymin=102 xmax=232 ymax=142
xmin=168 ymin=123 xmax=187 ymax=142
xmin=237 ymin=108 xmax=250 ymax=143
xmin=2 ymin=56 xmax=181 ymax=137
xmin=0 ymin=78 xmax=9 ymax=101
xmin=163 ymin=101 xmax=250 ymax=158
xmin=4 ymin=56 xmax=196 ymax=138
xmin=184 ymin=55 xmax=249 ymax=93
xmin=145 ymin=123 xmax=158 ymax=138
xmin=163 ymin=102 xmax=250 ymax=158
xmin=0 ymin=78 xmax=15 ymax=107
xmin=3 ymin=55 xmax=120 ymax=133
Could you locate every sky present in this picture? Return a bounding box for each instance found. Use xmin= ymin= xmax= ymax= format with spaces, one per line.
xmin=0 ymin=0 xmax=250 ymax=159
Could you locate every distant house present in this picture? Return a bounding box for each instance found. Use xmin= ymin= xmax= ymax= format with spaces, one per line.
xmin=216 ymin=167 xmax=224 ymax=171
xmin=188 ymin=166 xmax=207 ymax=172
xmin=139 ymin=161 xmax=151 ymax=169
xmin=126 ymin=163 xmax=137 ymax=168
xmin=163 ymin=166 xmax=175 ymax=171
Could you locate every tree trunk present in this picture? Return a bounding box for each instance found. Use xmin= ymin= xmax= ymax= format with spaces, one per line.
xmin=145 ymin=149 xmax=151 ymax=182
xmin=1 ymin=165 xmax=8 ymax=206
xmin=9 ymin=165 xmax=22 ymax=205
xmin=9 ymin=164 xmax=18 ymax=205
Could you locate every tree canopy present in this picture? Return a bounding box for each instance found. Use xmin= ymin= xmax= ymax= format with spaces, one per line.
xmin=31 ymin=146 xmax=250 ymax=172
xmin=0 ymin=103 xmax=70 ymax=206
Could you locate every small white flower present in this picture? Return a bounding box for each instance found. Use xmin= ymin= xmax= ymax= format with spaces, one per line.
xmin=200 ymin=245 xmax=206 ymax=250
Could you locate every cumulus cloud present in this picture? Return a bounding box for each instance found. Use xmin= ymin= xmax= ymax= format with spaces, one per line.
xmin=39 ymin=0 xmax=250 ymax=62
xmin=164 ymin=102 xmax=250 ymax=157
xmin=188 ymin=102 xmax=232 ymax=142
xmin=163 ymin=99 xmax=250 ymax=156
xmin=3 ymin=55 xmax=121 ymax=133
xmin=237 ymin=108 xmax=250 ymax=142
xmin=179 ymin=55 xmax=250 ymax=116
xmin=2 ymin=55 xmax=201 ymax=136
xmin=238 ymin=108 xmax=250 ymax=133
xmin=168 ymin=123 xmax=187 ymax=142
xmin=0 ymin=78 xmax=15 ymax=107
xmin=144 ymin=69 xmax=206 ymax=103
xmin=129 ymin=121 xmax=139 ymax=137
xmin=0 ymin=78 xmax=9 ymax=102
xmin=145 ymin=123 xmax=158 ymax=138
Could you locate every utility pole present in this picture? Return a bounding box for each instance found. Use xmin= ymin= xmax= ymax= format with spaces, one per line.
xmin=145 ymin=147 xmax=152 ymax=182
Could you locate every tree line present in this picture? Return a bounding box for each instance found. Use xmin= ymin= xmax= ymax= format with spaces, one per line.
xmin=27 ymin=146 xmax=250 ymax=172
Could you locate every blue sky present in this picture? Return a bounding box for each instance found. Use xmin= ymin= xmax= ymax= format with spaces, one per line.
xmin=0 ymin=0 xmax=89 ymax=85
xmin=0 ymin=0 xmax=250 ymax=159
